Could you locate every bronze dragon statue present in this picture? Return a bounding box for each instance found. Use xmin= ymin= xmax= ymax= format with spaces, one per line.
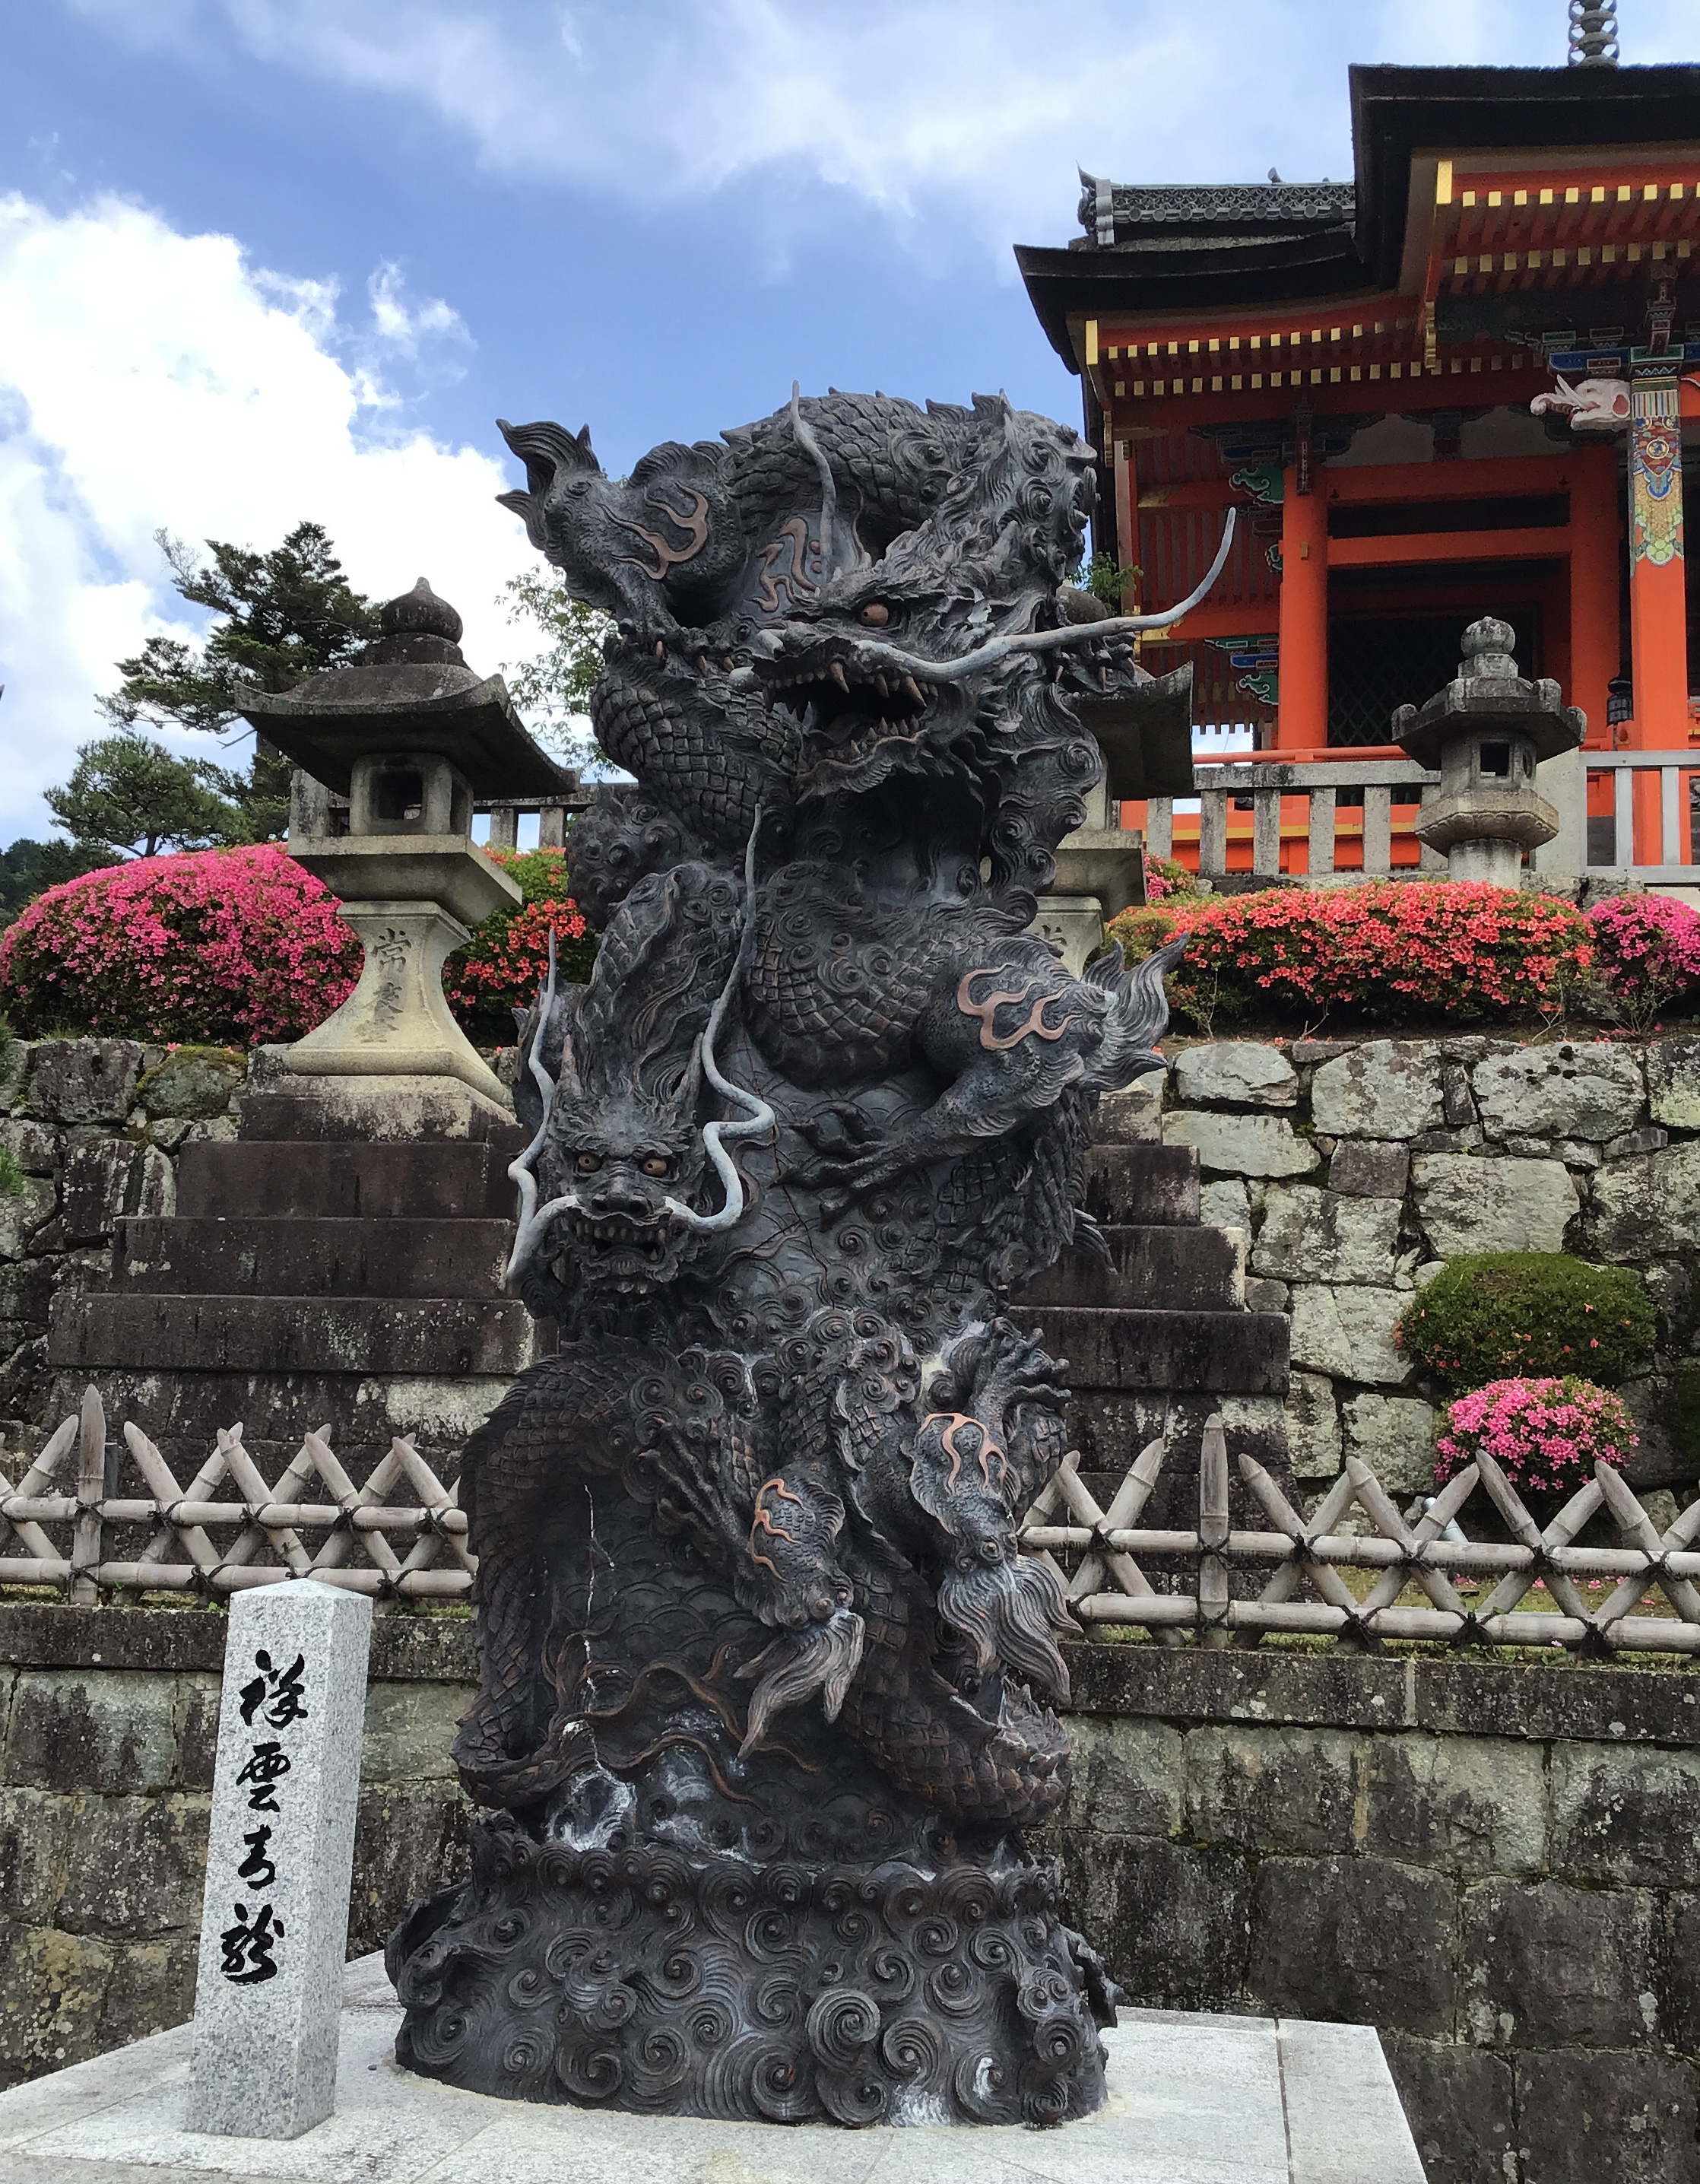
xmin=388 ymin=386 xmax=1226 ymax=2126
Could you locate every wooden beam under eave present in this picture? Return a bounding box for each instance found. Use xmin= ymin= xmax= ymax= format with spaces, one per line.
xmin=1327 ymin=525 xmax=1572 ymax=572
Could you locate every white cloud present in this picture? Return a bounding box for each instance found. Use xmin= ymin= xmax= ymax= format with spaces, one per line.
xmin=0 ymin=192 xmax=539 ymax=840
xmin=60 ymin=0 xmax=1700 ymax=257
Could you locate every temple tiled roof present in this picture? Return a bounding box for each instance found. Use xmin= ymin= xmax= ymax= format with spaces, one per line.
xmin=1075 ymin=176 xmax=1357 ymax=249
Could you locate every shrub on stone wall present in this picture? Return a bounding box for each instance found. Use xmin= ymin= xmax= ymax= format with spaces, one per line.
xmin=1397 ymin=1252 xmax=1654 ymax=1391
xmin=0 ymin=846 xmax=360 ymax=1043
xmin=1105 ymin=881 xmax=1592 ymax=1027
xmin=0 ymin=843 xmax=601 ymax=1049
xmin=1584 ymin=892 xmax=1700 ymax=1027
xmin=442 ymin=847 xmax=597 ymax=1044
xmin=1433 ymin=1373 xmax=1637 ymax=1493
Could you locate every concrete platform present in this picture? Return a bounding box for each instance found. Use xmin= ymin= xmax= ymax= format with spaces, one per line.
xmin=0 ymin=1954 xmax=1426 ymax=2183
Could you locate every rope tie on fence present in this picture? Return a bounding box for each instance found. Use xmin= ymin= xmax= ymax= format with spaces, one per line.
xmin=1447 ymin=1608 xmax=1487 ymax=1649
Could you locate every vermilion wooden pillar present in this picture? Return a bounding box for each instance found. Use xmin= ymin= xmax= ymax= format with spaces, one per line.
xmin=1627 ymin=379 xmax=1688 ymax=862
xmin=1277 ymin=466 xmax=1327 ymax=748
xmin=1567 ymin=441 xmax=1620 ymax=747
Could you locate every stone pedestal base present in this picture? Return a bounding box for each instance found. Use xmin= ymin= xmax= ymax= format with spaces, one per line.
xmin=0 ymin=1953 xmax=1426 ymax=2182
xmin=287 ymin=901 xmax=506 ymax=1104
xmin=1032 ymin=894 xmax=1107 ymax=976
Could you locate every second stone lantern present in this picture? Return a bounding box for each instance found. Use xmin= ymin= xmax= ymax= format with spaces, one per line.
xmin=1392 ymin=617 xmax=1584 ymax=885
xmin=243 ymin=578 xmax=571 ymax=1105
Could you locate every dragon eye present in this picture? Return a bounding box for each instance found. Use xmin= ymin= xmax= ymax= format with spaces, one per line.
xmin=859 ymin=602 xmax=890 ymax=626
xmin=575 ymin=1153 xmax=603 ymax=1173
xmin=639 ymin=1155 xmax=673 ymax=1179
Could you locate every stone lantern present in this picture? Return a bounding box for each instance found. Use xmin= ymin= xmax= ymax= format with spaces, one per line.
xmin=1391 ymin=617 xmax=1584 ymax=885
xmin=242 ymin=579 xmax=571 ymax=1104
xmin=1032 ymin=586 xmax=1197 ymax=972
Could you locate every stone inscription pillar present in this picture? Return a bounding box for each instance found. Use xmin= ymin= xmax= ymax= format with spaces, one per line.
xmin=187 ymin=1580 xmax=373 ymax=2139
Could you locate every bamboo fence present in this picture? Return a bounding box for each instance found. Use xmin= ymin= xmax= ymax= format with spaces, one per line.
xmin=2 ymin=1387 xmax=1696 ymax=1652
xmin=1018 ymin=1418 xmax=1700 ymax=1655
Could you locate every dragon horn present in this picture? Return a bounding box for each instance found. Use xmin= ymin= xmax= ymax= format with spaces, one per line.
xmin=504 ymin=930 xmax=581 ymax=1284
xmin=664 ymin=809 xmax=775 ymax=1236
xmin=728 ymin=509 xmax=1238 ymax=697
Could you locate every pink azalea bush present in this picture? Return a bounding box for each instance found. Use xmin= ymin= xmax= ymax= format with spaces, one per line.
xmin=1584 ymin=892 xmax=1700 ymax=1015
xmin=0 ymin=846 xmax=360 ymax=1044
xmin=1105 ymin=881 xmax=1591 ymax=1024
xmin=1432 ymin=1375 xmax=1637 ymax=1494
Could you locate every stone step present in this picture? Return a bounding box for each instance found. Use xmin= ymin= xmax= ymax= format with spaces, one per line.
xmin=1012 ymin=1305 xmax=1289 ymax=1394
xmin=113 ymin=1218 xmax=513 ymax=1300
xmin=49 ymin=1293 xmax=538 ymax=1377
xmin=1081 ymin=1143 xmax=1200 ymax=1226
xmin=236 ymin=1087 xmax=525 ymax=1150
xmin=41 ymin=1363 xmax=518 ymax=1483
xmin=1064 ymin=1389 xmax=1288 ymax=1476
xmin=176 ymin=1140 xmax=513 ymax=1221
xmin=1014 ymin=1224 xmax=1242 ymax=1312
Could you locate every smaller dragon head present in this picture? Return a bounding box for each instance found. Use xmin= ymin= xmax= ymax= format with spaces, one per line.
xmin=496 ymin=419 xmax=747 ymax=632
xmin=506 ymin=856 xmax=771 ymax=1312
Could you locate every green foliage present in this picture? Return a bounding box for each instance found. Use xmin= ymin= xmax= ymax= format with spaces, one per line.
xmin=0 ymin=840 xmax=113 ymax=926
xmin=1076 ymin=551 xmax=1142 ymax=608
xmin=446 ymin=846 xmax=597 ymax=1044
xmin=499 ymin=570 xmax=613 ymax=766
xmin=100 ymin=523 xmax=380 ymax=842
xmin=0 ymin=1145 xmax=24 ymax=1201
xmin=1397 ymin=1253 xmax=1655 ymax=1392
xmin=46 ymin=735 xmax=245 ymax=860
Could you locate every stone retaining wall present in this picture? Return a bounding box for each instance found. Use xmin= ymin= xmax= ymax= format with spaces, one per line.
xmin=2 ymin=1607 xmax=1692 ymax=2184
xmin=0 ymin=1040 xmax=246 ymax=1452
xmin=1115 ymin=1031 xmax=1700 ymax=1514
xmin=0 ymin=1605 xmax=471 ymax=2087
xmin=1046 ymin=1645 xmax=1700 ymax=2184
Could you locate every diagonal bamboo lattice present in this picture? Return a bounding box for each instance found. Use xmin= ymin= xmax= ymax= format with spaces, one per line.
xmin=6 ymin=1388 xmax=1697 ymax=1650
xmin=0 ymin=1388 xmax=474 ymax=1605
xmin=1019 ymin=1416 xmax=1700 ymax=1655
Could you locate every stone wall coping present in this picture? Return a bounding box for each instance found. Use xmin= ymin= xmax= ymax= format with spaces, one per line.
xmin=1063 ymin=1642 xmax=1700 ymax=1748
xmin=5 ymin=1608 xmax=1695 ymax=1750
xmin=0 ymin=1603 xmax=477 ymax=1682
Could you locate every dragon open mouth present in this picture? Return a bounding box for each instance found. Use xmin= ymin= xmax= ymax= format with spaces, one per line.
xmin=563 ymin=1210 xmax=678 ymax=1290
xmin=761 ymin=642 xmax=953 ymax=789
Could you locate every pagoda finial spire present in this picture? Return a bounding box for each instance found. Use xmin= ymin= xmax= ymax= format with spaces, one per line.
xmin=1568 ymin=0 xmax=1619 ymax=65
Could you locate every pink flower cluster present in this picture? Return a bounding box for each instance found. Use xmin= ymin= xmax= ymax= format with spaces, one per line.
xmin=1585 ymin=892 xmax=1700 ymax=1004
xmin=1110 ymin=881 xmax=1592 ymax=1018
xmin=1433 ymin=1375 xmax=1637 ymax=1493
xmin=0 ymin=846 xmax=360 ymax=1044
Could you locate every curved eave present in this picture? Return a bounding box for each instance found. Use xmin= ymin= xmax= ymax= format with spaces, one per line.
xmin=1015 ymin=234 xmax=1370 ymax=370
xmin=1350 ymin=62 xmax=1700 ymax=289
xmin=243 ymin=678 xmax=570 ymax=799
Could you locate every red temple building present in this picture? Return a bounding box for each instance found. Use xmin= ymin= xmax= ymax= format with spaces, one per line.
xmin=1017 ymin=49 xmax=1700 ymax=878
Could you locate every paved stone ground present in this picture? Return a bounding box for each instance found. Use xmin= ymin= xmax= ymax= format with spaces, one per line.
xmin=0 ymin=1954 xmax=1424 ymax=2184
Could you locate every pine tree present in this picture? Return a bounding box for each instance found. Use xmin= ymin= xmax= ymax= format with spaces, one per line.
xmin=46 ymin=735 xmax=243 ymax=859
xmin=100 ymin=524 xmax=381 ymax=840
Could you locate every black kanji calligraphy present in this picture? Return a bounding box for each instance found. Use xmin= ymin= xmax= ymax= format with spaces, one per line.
xmin=234 ymin=1741 xmax=291 ymax=1813
xmin=238 ymin=1649 xmax=309 ymax=1731
xmin=219 ymin=1902 xmax=284 ymax=1984
xmin=236 ymin=1824 xmax=277 ymax=1890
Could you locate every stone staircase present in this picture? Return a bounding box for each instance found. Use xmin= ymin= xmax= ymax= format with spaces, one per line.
xmin=47 ymin=1075 xmax=542 ymax=1481
xmin=1012 ymin=1097 xmax=1292 ymax=1531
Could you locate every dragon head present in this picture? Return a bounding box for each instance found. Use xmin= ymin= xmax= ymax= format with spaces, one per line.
xmin=506 ymin=858 xmax=771 ymax=1311
xmin=496 ymin=419 xmax=747 ymax=632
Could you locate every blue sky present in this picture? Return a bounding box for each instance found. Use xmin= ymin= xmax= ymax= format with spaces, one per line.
xmin=1 ymin=0 xmax=1692 ymax=838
